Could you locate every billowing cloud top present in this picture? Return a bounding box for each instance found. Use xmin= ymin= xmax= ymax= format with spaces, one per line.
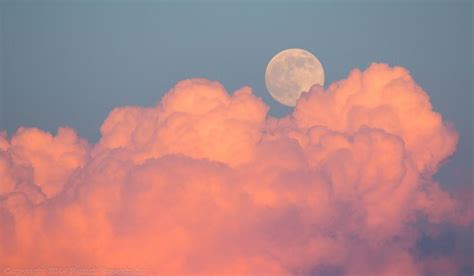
xmin=0 ymin=64 xmax=471 ymax=275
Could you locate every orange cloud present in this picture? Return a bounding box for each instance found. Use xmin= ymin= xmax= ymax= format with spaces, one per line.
xmin=0 ymin=63 xmax=471 ymax=275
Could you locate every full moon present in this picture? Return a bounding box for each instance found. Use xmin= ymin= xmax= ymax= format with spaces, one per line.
xmin=265 ymin=48 xmax=324 ymax=106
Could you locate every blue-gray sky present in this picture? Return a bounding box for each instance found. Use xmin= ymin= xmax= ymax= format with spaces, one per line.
xmin=0 ymin=1 xmax=472 ymax=185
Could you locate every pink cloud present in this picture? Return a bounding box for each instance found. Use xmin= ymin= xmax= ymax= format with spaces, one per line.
xmin=0 ymin=63 xmax=471 ymax=275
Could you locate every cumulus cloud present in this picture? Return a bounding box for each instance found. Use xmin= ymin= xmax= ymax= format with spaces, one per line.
xmin=0 ymin=63 xmax=471 ymax=275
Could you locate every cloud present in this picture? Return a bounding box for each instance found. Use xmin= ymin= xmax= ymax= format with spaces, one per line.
xmin=0 ymin=63 xmax=471 ymax=275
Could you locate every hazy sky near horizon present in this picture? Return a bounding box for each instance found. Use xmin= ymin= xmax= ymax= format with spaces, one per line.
xmin=0 ymin=1 xmax=472 ymax=185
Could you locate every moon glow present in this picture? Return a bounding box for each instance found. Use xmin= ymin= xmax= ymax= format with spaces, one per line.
xmin=265 ymin=48 xmax=324 ymax=106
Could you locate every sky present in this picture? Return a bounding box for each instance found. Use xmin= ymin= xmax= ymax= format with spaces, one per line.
xmin=1 ymin=1 xmax=472 ymax=185
xmin=0 ymin=1 xmax=472 ymax=275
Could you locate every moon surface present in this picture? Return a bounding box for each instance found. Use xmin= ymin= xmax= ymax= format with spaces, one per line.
xmin=265 ymin=48 xmax=324 ymax=106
